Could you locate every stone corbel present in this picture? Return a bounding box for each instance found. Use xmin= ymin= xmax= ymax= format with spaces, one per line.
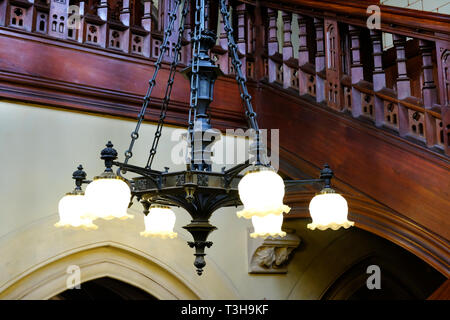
xmin=247 ymin=228 xmax=301 ymax=274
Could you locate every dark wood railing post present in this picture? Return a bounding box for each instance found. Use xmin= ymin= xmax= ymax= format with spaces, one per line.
xmin=370 ymin=29 xmax=386 ymax=127
xmin=267 ymin=8 xmax=279 ymax=84
xmin=314 ymin=18 xmax=326 ymax=103
xmin=324 ymin=18 xmax=341 ymax=111
xmin=393 ymin=34 xmax=412 ymax=137
xmin=420 ymin=40 xmax=439 ymax=147
xmin=349 ymin=25 xmax=363 ymax=118
xmin=297 ymin=14 xmax=311 ymax=96
xmin=236 ymin=3 xmax=247 ymax=76
xmin=282 ymin=11 xmax=293 ymax=89
xmin=253 ymin=1 xmax=265 ymax=81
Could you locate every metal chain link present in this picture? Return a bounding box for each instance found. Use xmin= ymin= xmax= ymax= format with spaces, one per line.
xmin=121 ymin=0 xmax=183 ymax=173
xmin=188 ymin=0 xmax=205 ymax=165
xmin=145 ymin=0 xmax=190 ymax=169
xmin=219 ymin=0 xmax=264 ymax=164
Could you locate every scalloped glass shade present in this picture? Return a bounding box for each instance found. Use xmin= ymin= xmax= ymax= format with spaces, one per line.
xmin=250 ymin=213 xmax=286 ymax=238
xmin=237 ymin=168 xmax=291 ymax=219
xmin=55 ymin=194 xmax=98 ymax=230
xmin=84 ymin=177 xmax=133 ymax=220
xmin=307 ymin=192 xmax=354 ymax=231
xmin=140 ymin=206 xmax=178 ymax=239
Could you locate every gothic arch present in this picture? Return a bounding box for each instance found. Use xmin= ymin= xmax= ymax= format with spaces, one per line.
xmin=0 ymin=210 xmax=240 ymax=300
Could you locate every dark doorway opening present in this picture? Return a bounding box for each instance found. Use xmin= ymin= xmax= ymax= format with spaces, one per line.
xmin=50 ymin=277 xmax=158 ymax=300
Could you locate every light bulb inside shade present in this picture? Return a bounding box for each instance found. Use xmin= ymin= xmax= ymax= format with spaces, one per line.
xmin=250 ymin=213 xmax=286 ymax=238
xmin=237 ymin=167 xmax=291 ymax=219
xmin=84 ymin=175 xmax=133 ymax=221
xmin=140 ymin=206 xmax=177 ymax=239
xmin=55 ymin=193 xmax=98 ymax=230
xmin=307 ymin=189 xmax=354 ymax=231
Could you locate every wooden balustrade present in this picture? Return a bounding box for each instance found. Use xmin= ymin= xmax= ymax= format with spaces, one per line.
xmin=1 ymin=0 xmax=449 ymax=156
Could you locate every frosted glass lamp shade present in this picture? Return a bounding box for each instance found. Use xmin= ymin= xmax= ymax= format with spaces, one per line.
xmin=84 ymin=175 xmax=133 ymax=221
xmin=237 ymin=167 xmax=291 ymax=219
xmin=250 ymin=213 xmax=286 ymax=238
xmin=55 ymin=193 xmax=98 ymax=230
xmin=307 ymin=189 xmax=354 ymax=231
xmin=140 ymin=205 xmax=178 ymax=239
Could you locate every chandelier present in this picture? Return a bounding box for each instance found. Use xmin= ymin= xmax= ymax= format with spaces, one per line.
xmin=56 ymin=0 xmax=353 ymax=275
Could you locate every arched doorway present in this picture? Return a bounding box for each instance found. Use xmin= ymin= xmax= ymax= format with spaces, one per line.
xmin=50 ymin=277 xmax=158 ymax=300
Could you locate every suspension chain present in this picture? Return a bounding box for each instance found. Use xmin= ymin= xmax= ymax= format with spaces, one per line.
xmin=219 ymin=0 xmax=264 ymax=164
xmin=145 ymin=0 xmax=190 ymax=169
xmin=188 ymin=0 xmax=205 ymax=165
xmin=122 ymin=0 xmax=183 ymax=172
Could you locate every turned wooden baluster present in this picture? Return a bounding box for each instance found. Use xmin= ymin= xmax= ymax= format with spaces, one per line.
xmin=183 ymin=0 xmax=192 ymax=64
xmin=267 ymin=8 xmax=279 ymax=84
xmin=121 ymin=0 xmax=131 ymax=25
xmin=314 ymin=18 xmax=325 ymax=103
xmin=297 ymin=14 xmax=310 ymax=96
xmin=370 ymin=29 xmax=387 ymax=127
xmin=247 ymin=7 xmax=255 ymax=57
xmin=349 ymin=25 xmax=364 ymax=118
xmin=235 ymin=2 xmax=247 ymax=76
xmin=97 ymin=0 xmax=108 ymax=21
xmin=140 ymin=0 xmax=153 ymax=58
xmin=393 ymin=34 xmax=412 ymax=137
xmin=0 ymin=0 xmax=6 ymax=27
xmin=282 ymin=11 xmax=294 ymax=90
xmin=420 ymin=40 xmax=439 ymax=147
xmin=204 ymin=0 xmax=210 ymax=29
xmin=142 ymin=0 xmax=153 ymax=32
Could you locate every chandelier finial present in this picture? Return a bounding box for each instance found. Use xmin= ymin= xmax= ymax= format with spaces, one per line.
xmin=100 ymin=141 xmax=118 ymax=172
xmin=319 ymin=164 xmax=333 ymax=188
xmin=72 ymin=164 xmax=87 ymax=191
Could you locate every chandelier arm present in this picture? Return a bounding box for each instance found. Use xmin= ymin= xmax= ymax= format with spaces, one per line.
xmin=113 ymin=161 xmax=162 ymax=188
xmin=284 ymin=179 xmax=325 ymax=186
xmin=223 ymin=159 xmax=251 ymax=175
xmin=120 ymin=0 xmax=183 ymax=174
xmin=145 ymin=0 xmax=190 ymax=170
xmin=284 ymin=164 xmax=335 ymax=191
xmin=219 ymin=0 xmax=265 ymax=165
xmin=223 ymin=160 xmax=250 ymax=188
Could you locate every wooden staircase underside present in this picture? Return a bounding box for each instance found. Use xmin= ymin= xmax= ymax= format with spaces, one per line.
xmin=0 ymin=0 xmax=449 ymax=277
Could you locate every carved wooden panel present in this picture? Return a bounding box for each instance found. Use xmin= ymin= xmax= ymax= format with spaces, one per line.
xmin=307 ymin=74 xmax=316 ymax=98
xmin=384 ymin=101 xmax=399 ymax=129
xmin=361 ymin=93 xmax=375 ymax=120
xmin=343 ymin=85 xmax=352 ymax=111
xmin=36 ymin=12 xmax=49 ymax=34
xmin=131 ymin=35 xmax=144 ymax=55
xmin=10 ymin=6 xmax=25 ymax=29
xmin=408 ymin=109 xmax=426 ymax=139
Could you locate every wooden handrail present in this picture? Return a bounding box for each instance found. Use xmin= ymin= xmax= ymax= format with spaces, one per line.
xmin=240 ymin=0 xmax=450 ymax=40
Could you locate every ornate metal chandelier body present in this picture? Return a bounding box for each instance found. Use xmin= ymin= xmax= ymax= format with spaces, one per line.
xmin=57 ymin=0 xmax=353 ymax=275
